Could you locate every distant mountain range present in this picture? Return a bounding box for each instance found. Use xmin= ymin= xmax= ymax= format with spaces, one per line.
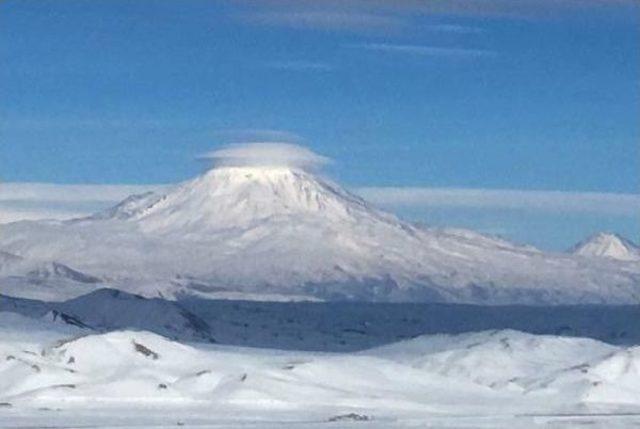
xmin=0 ymin=164 xmax=638 ymax=305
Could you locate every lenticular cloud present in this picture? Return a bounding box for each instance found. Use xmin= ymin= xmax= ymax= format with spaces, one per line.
xmin=202 ymin=142 xmax=330 ymax=170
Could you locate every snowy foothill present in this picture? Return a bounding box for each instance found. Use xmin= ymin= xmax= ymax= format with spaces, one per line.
xmin=2 ymin=312 xmax=640 ymax=427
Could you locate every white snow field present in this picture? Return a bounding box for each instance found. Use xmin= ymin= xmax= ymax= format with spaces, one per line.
xmin=1 ymin=162 xmax=639 ymax=305
xmin=3 ymin=311 xmax=640 ymax=428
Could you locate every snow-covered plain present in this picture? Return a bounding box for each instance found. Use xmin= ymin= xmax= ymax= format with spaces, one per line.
xmin=3 ymin=311 xmax=640 ymax=428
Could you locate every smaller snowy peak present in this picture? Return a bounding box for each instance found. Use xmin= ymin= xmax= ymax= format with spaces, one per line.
xmin=86 ymin=191 xmax=165 ymax=221
xmin=570 ymin=232 xmax=640 ymax=262
xmin=0 ymin=250 xmax=23 ymax=266
xmin=26 ymin=262 xmax=102 ymax=284
xmin=0 ymin=251 xmax=101 ymax=283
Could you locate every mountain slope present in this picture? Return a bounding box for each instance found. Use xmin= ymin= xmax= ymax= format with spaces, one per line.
xmin=0 ymin=289 xmax=214 ymax=343
xmin=1 ymin=164 xmax=639 ymax=304
xmin=571 ymin=232 xmax=640 ymax=262
xmin=0 ymin=251 xmax=103 ymax=301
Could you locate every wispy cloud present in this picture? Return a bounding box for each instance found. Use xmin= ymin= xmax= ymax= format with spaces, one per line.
xmin=265 ymin=60 xmax=335 ymax=72
xmin=0 ymin=183 xmax=164 ymax=224
xmin=2 ymin=183 xmax=637 ymax=225
xmin=402 ymin=0 xmax=637 ymax=18
xmin=238 ymin=0 xmax=638 ymax=20
xmin=0 ymin=207 xmax=85 ymax=225
xmin=347 ymin=43 xmax=496 ymax=59
xmin=427 ymin=24 xmax=485 ymax=34
xmin=241 ymin=10 xmax=408 ymax=33
xmin=211 ymin=129 xmax=305 ymax=144
xmin=201 ymin=143 xmax=330 ymax=170
xmin=241 ymin=8 xmax=484 ymax=35
xmin=234 ymin=0 xmax=636 ymax=34
xmin=356 ymin=187 xmax=640 ymax=217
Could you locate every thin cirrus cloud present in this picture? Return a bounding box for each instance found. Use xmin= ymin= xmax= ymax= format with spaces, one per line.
xmin=240 ymin=10 xmax=409 ymax=33
xmin=357 ymin=187 xmax=640 ymax=217
xmin=265 ymin=61 xmax=335 ymax=72
xmin=0 ymin=183 xmax=165 ymax=224
xmin=401 ymin=0 xmax=638 ymax=18
xmin=427 ymin=24 xmax=485 ymax=34
xmin=211 ymin=129 xmax=306 ymax=144
xmin=231 ymin=0 xmax=638 ymax=42
xmin=238 ymin=9 xmax=486 ymax=35
xmin=347 ymin=43 xmax=497 ymax=59
xmin=236 ymin=0 xmax=637 ymax=22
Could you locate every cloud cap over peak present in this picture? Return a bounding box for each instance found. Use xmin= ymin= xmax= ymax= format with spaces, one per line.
xmin=202 ymin=143 xmax=330 ymax=170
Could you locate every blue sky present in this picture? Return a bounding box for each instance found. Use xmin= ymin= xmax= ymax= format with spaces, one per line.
xmin=1 ymin=0 xmax=639 ymax=249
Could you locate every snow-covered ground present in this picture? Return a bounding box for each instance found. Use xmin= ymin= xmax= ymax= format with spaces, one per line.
xmin=2 ymin=311 xmax=640 ymax=428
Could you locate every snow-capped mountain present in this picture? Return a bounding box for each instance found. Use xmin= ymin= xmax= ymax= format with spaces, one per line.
xmin=1 ymin=154 xmax=639 ymax=304
xmin=571 ymin=232 xmax=640 ymax=262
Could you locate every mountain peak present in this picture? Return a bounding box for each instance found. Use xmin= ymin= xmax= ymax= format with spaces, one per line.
xmin=571 ymin=232 xmax=640 ymax=261
xmin=91 ymin=143 xmax=377 ymax=232
xmin=98 ymin=164 xmax=380 ymax=234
